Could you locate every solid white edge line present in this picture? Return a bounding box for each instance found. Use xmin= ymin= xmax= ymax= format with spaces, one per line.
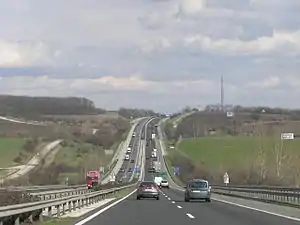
xmin=74 ymin=189 xmax=137 ymax=225
xmin=212 ymin=198 xmax=300 ymax=222
xmin=172 ymin=186 xmax=300 ymax=222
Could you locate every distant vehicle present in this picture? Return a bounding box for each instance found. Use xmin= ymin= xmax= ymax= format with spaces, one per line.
xmin=132 ymin=132 xmax=136 ymax=137
xmin=154 ymin=176 xmax=163 ymax=186
xmin=160 ymin=180 xmax=169 ymax=188
xmin=125 ymin=154 xmax=130 ymax=160
xmin=153 ymin=148 xmax=157 ymax=152
xmin=148 ymin=167 xmax=155 ymax=173
xmin=120 ymin=167 xmax=125 ymax=172
xmin=127 ymin=147 xmax=131 ymax=153
xmin=184 ymin=179 xmax=211 ymax=202
xmin=137 ymin=181 xmax=159 ymax=200
xmin=146 ymin=156 xmax=150 ymax=160
xmin=128 ymin=168 xmax=133 ymax=173
xmin=151 ymin=152 xmax=157 ymax=158
xmin=86 ymin=171 xmax=101 ymax=189
xmin=130 ymin=159 xmax=134 ymax=163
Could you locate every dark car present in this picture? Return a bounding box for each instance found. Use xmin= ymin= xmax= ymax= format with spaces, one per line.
xmin=128 ymin=168 xmax=133 ymax=173
xmin=137 ymin=181 xmax=159 ymax=200
xmin=148 ymin=167 xmax=155 ymax=173
xmin=184 ymin=179 xmax=211 ymax=202
xmin=130 ymin=159 xmax=134 ymax=163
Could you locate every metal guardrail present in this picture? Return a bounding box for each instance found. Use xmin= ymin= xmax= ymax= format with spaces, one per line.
xmin=211 ymin=185 xmax=300 ymax=207
xmin=0 ymin=183 xmax=136 ymax=225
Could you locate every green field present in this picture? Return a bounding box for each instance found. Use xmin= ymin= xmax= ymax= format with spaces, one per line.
xmin=177 ymin=136 xmax=300 ymax=169
xmin=0 ymin=138 xmax=26 ymax=167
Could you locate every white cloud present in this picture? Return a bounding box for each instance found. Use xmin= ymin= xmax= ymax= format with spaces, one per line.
xmin=0 ymin=0 xmax=299 ymax=111
xmin=183 ymin=30 xmax=300 ymax=56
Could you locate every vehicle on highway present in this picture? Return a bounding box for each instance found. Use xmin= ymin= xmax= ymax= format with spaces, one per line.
xmin=146 ymin=142 xmax=149 ymax=146
xmin=86 ymin=171 xmax=101 ymax=189
xmin=146 ymin=156 xmax=150 ymax=160
xmin=148 ymin=167 xmax=155 ymax=173
xmin=137 ymin=181 xmax=159 ymax=200
xmin=124 ymin=154 xmax=130 ymax=160
xmin=128 ymin=168 xmax=133 ymax=173
xmin=184 ymin=179 xmax=211 ymax=202
xmin=153 ymin=148 xmax=157 ymax=152
xmin=127 ymin=147 xmax=131 ymax=153
xmin=160 ymin=180 xmax=169 ymax=188
xmin=130 ymin=159 xmax=134 ymax=163
xmin=120 ymin=167 xmax=125 ymax=172
xmin=151 ymin=151 xmax=157 ymax=158
xmin=132 ymin=132 xmax=136 ymax=137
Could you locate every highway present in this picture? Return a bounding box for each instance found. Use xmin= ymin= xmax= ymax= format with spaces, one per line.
xmin=115 ymin=118 xmax=149 ymax=183
xmin=74 ymin=118 xmax=300 ymax=225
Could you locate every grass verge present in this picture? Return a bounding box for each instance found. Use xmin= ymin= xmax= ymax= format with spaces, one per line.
xmin=167 ymin=136 xmax=300 ymax=185
xmin=0 ymin=138 xmax=26 ymax=167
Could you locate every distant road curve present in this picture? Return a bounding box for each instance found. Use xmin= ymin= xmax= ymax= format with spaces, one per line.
xmin=0 ymin=116 xmax=46 ymax=126
xmin=0 ymin=140 xmax=63 ymax=184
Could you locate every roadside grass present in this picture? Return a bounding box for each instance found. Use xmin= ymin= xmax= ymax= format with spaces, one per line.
xmin=54 ymin=142 xmax=113 ymax=183
xmin=0 ymin=138 xmax=26 ymax=167
xmin=178 ymin=136 xmax=300 ymax=168
xmin=40 ymin=218 xmax=75 ymax=225
xmin=113 ymin=186 xmax=136 ymax=199
xmin=171 ymin=136 xmax=300 ymax=185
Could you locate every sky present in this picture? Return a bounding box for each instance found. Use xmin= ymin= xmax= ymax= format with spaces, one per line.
xmin=0 ymin=0 xmax=300 ymax=113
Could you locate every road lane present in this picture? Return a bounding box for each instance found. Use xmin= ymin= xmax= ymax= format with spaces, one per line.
xmin=80 ymin=189 xmax=193 ymax=225
xmin=160 ymin=188 xmax=300 ymax=225
xmin=115 ymin=118 xmax=149 ymax=183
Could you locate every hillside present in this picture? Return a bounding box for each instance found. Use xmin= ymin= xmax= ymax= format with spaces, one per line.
xmin=0 ymin=95 xmax=103 ymax=119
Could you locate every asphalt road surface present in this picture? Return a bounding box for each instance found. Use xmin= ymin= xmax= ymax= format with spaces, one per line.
xmin=75 ymin=118 xmax=300 ymax=225
xmin=115 ymin=119 xmax=147 ymax=183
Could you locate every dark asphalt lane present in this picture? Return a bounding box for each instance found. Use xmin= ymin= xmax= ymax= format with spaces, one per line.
xmin=115 ymin=119 xmax=147 ymax=183
xmin=81 ymin=189 xmax=194 ymax=225
xmin=160 ymin=183 xmax=300 ymax=225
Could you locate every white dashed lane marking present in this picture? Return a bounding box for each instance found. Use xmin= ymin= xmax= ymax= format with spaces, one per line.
xmin=177 ymin=205 xmax=182 ymax=209
xmin=186 ymin=213 xmax=195 ymax=219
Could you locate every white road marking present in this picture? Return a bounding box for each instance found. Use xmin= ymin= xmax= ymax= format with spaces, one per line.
xmin=186 ymin=213 xmax=195 ymax=219
xmin=171 ymin=201 xmax=175 ymax=203
xmin=61 ymin=198 xmax=115 ymax=218
xmin=213 ymin=198 xmax=300 ymax=222
xmin=74 ymin=189 xmax=137 ymax=225
xmin=177 ymin=205 xmax=182 ymax=208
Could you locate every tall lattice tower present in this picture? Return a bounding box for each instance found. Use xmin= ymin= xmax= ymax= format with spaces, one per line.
xmin=221 ymin=76 xmax=224 ymax=112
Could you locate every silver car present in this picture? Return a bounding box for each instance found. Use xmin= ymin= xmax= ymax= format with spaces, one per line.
xmin=184 ymin=179 xmax=211 ymax=202
xmin=137 ymin=181 xmax=160 ymax=200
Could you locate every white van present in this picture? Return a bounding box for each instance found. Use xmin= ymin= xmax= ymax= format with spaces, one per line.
xmin=125 ymin=154 xmax=130 ymax=160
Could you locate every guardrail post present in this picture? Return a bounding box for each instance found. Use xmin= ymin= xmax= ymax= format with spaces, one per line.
xmin=62 ymin=203 xmax=66 ymax=215
xmin=39 ymin=211 xmax=44 ymax=222
xmin=28 ymin=214 xmax=33 ymax=223
xmin=0 ymin=220 xmax=3 ymax=225
xmin=72 ymin=201 xmax=76 ymax=211
xmin=48 ymin=206 xmax=52 ymax=217
xmin=14 ymin=216 xmax=20 ymax=225
xmin=56 ymin=205 xmax=60 ymax=217
xmin=68 ymin=201 xmax=72 ymax=213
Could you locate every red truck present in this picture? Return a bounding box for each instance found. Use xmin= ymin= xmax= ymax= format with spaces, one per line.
xmin=86 ymin=171 xmax=101 ymax=189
